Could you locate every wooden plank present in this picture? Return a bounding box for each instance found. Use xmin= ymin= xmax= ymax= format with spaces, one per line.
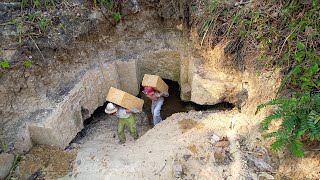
xmin=142 ymin=74 xmax=169 ymax=92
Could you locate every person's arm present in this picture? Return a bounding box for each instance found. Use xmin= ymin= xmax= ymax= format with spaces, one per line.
xmin=126 ymin=109 xmax=132 ymax=113
xmin=160 ymin=91 xmax=169 ymax=97
xmin=130 ymin=108 xmax=142 ymax=113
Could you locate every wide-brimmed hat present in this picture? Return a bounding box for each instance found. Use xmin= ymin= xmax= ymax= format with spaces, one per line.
xmin=142 ymin=86 xmax=155 ymax=95
xmin=105 ymin=103 xmax=118 ymax=114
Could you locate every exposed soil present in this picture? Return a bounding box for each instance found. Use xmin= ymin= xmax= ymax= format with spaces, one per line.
xmin=16 ymin=145 xmax=76 ymax=180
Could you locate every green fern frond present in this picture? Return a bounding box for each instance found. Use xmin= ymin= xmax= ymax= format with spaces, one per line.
xmin=271 ymin=139 xmax=288 ymax=152
xmin=307 ymin=110 xmax=319 ymax=135
xmin=262 ymin=132 xmax=276 ymax=139
xmin=255 ymin=98 xmax=294 ymax=114
xmin=261 ymin=110 xmax=284 ymax=130
xmin=289 ymin=140 xmax=304 ymax=158
xmin=274 ymin=130 xmax=290 ymax=140
xmin=281 ymin=116 xmax=296 ymax=131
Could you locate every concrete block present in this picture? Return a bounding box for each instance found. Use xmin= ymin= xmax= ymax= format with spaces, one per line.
xmin=142 ymin=74 xmax=169 ymax=92
xmin=106 ymin=87 xmax=144 ymax=110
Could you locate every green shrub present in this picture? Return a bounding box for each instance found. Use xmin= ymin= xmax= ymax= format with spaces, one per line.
xmin=256 ymin=92 xmax=320 ymax=157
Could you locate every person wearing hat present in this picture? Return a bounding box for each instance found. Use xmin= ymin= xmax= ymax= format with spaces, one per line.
xmin=105 ymin=103 xmax=139 ymax=144
xmin=142 ymin=86 xmax=169 ymax=126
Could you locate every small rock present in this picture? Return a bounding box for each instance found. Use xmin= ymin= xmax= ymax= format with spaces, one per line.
xmin=249 ymin=172 xmax=259 ymax=180
xmin=173 ymin=160 xmax=183 ymax=178
xmin=214 ymin=151 xmax=225 ymax=163
xmin=76 ymin=160 xmax=81 ymax=165
xmin=209 ymin=134 xmax=220 ymax=144
xmin=70 ymin=143 xmax=80 ymax=149
xmin=215 ymin=141 xmax=230 ymax=148
xmin=0 ymin=153 xmax=14 ymax=180
xmin=191 ymin=173 xmax=196 ymax=178
xmin=258 ymin=172 xmax=274 ymax=180
xmin=183 ymin=154 xmax=191 ymax=162
xmin=247 ymin=155 xmax=273 ymax=172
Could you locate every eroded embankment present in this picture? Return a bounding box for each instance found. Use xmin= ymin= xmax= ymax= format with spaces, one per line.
xmin=0 ymin=4 xmax=280 ymax=155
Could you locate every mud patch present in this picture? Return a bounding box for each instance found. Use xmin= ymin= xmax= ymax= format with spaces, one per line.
xmin=178 ymin=119 xmax=204 ymax=133
xmin=17 ymin=145 xmax=76 ymax=180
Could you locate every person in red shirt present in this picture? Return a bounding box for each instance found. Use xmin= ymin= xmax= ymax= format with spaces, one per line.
xmin=142 ymin=86 xmax=169 ymax=126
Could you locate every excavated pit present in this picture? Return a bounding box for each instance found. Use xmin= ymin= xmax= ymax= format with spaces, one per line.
xmin=68 ymin=79 xmax=234 ymax=146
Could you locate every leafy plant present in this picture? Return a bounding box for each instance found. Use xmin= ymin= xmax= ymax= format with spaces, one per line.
xmin=38 ymin=17 xmax=51 ymax=32
xmin=0 ymin=60 xmax=9 ymax=70
xmin=194 ymin=0 xmax=320 ymax=157
xmin=256 ymin=92 xmax=320 ymax=157
xmin=33 ymin=0 xmax=39 ymax=8
xmin=21 ymin=0 xmax=28 ymax=8
xmin=17 ymin=23 xmax=23 ymax=44
xmin=111 ymin=12 xmax=121 ymax=22
xmin=44 ymin=0 xmax=49 ymax=8
xmin=23 ymin=60 xmax=32 ymax=68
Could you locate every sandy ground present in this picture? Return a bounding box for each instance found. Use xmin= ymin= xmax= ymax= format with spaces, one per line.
xmin=55 ymin=109 xmax=276 ymax=180
xmin=14 ymin=108 xmax=320 ymax=180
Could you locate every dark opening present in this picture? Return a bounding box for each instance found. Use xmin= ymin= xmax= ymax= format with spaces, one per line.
xmin=67 ymin=79 xmax=234 ymax=148
xmin=138 ymin=79 xmax=234 ymax=125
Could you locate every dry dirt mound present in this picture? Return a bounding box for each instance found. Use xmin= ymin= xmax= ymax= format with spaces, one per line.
xmin=63 ymin=109 xmax=278 ymax=180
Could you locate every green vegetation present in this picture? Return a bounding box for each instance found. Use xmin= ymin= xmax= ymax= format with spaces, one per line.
xmin=23 ymin=60 xmax=33 ymax=68
xmin=196 ymin=0 xmax=319 ymax=157
xmin=0 ymin=60 xmax=10 ymax=70
xmin=1 ymin=142 xmax=6 ymax=153
xmin=5 ymin=155 xmax=21 ymax=180
xmin=93 ymin=0 xmax=122 ymax=22
xmin=256 ymin=92 xmax=319 ymax=157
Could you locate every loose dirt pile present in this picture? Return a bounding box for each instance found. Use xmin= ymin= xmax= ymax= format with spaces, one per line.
xmin=16 ymin=145 xmax=76 ymax=180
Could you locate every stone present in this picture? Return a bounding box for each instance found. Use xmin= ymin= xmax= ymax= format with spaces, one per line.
xmin=0 ymin=153 xmax=14 ymax=180
xmin=247 ymin=155 xmax=273 ymax=172
xmin=191 ymin=74 xmax=239 ymax=105
xmin=142 ymin=74 xmax=169 ymax=92
xmin=215 ymin=141 xmax=230 ymax=148
xmin=214 ymin=151 xmax=225 ymax=163
xmin=106 ymin=87 xmax=144 ymax=110
xmin=258 ymin=172 xmax=274 ymax=180
xmin=249 ymin=172 xmax=259 ymax=180
xmin=116 ymin=60 xmax=140 ymax=96
xmin=183 ymin=154 xmax=191 ymax=161
xmin=173 ymin=160 xmax=183 ymax=178
xmin=209 ymin=134 xmax=220 ymax=144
